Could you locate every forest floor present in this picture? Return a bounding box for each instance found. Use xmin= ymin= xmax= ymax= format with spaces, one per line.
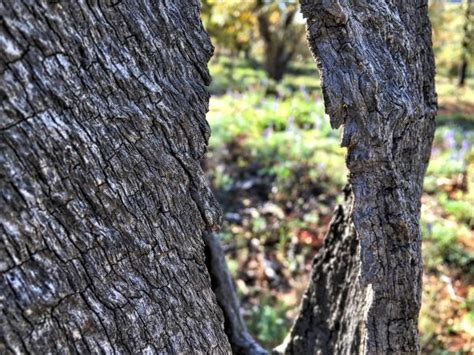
xmin=204 ymin=57 xmax=474 ymax=353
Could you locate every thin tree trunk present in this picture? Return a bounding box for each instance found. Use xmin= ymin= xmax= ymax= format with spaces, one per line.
xmin=204 ymin=232 xmax=267 ymax=355
xmin=458 ymin=0 xmax=473 ymax=87
xmin=458 ymin=60 xmax=468 ymax=87
xmin=0 ymin=1 xmax=231 ymax=353
xmin=277 ymin=1 xmax=437 ymax=354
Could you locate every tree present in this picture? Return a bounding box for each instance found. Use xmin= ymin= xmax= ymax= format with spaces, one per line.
xmin=201 ymin=0 xmax=256 ymax=59
xmin=255 ymin=0 xmax=305 ymax=82
xmin=0 ymin=1 xmax=231 ymax=353
xmin=458 ymin=0 xmax=473 ymax=87
xmin=201 ymin=0 xmax=306 ymax=82
xmin=276 ymin=0 xmax=437 ymax=353
xmin=428 ymin=0 xmax=470 ymax=80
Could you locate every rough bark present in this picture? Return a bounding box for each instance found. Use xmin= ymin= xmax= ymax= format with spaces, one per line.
xmin=275 ymin=186 xmax=363 ymax=355
xmin=278 ymin=1 xmax=437 ymax=354
xmin=0 ymin=1 xmax=231 ymax=353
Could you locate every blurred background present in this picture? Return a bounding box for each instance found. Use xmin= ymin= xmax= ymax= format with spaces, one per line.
xmin=201 ymin=0 xmax=474 ymax=352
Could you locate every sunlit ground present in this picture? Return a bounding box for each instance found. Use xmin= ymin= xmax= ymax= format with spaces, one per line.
xmin=204 ymin=56 xmax=474 ymax=352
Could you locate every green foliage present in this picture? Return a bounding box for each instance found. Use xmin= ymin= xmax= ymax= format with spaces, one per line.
xmin=429 ymin=1 xmax=467 ymax=77
xmin=202 ymin=0 xmax=308 ymax=81
xmin=438 ymin=193 xmax=474 ymax=226
xmin=208 ymin=56 xmax=321 ymax=95
xmin=213 ymin=165 xmax=234 ymax=192
xmin=422 ymin=220 xmax=473 ymax=274
xmin=424 ymin=125 xmax=473 ymax=193
xmin=201 ymin=0 xmax=256 ymax=55
xmin=436 ymin=77 xmax=474 ymax=103
xmin=207 ymin=89 xmax=347 ymax=191
xmin=248 ymin=299 xmax=289 ymax=348
xmin=456 ymin=288 xmax=474 ymax=336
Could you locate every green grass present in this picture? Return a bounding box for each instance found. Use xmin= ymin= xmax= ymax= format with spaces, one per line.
xmin=248 ymin=299 xmax=290 ymax=348
xmin=208 ymin=56 xmax=321 ymax=95
xmin=207 ymin=92 xmax=347 ymax=190
xmin=421 ymin=220 xmax=473 ymax=274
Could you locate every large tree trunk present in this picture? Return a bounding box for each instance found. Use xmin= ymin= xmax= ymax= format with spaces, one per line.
xmin=0 ymin=1 xmax=231 ymax=353
xmin=278 ymin=1 xmax=437 ymax=354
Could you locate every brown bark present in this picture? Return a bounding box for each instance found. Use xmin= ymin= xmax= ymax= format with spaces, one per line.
xmin=278 ymin=1 xmax=437 ymax=354
xmin=0 ymin=1 xmax=231 ymax=353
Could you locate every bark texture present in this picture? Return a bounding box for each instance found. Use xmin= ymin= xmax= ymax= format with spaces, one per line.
xmin=279 ymin=1 xmax=437 ymax=354
xmin=275 ymin=187 xmax=363 ymax=355
xmin=0 ymin=1 xmax=231 ymax=353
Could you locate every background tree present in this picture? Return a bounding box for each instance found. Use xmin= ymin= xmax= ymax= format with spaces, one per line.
xmin=255 ymin=0 xmax=305 ymax=82
xmin=201 ymin=0 xmax=306 ymax=82
xmin=458 ymin=0 xmax=474 ymax=87
xmin=201 ymin=0 xmax=256 ymax=60
xmin=0 ymin=1 xmax=231 ymax=353
xmin=429 ymin=0 xmax=470 ymax=79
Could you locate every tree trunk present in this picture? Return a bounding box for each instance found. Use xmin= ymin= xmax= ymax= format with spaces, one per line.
xmin=275 ymin=186 xmax=363 ymax=355
xmin=262 ymin=44 xmax=293 ymax=83
xmin=0 ymin=1 xmax=231 ymax=353
xmin=458 ymin=0 xmax=473 ymax=87
xmin=256 ymin=3 xmax=300 ymax=83
xmin=278 ymin=1 xmax=437 ymax=354
xmin=204 ymin=232 xmax=267 ymax=355
xmin=458 ymin=59 xmax=468 ymax=87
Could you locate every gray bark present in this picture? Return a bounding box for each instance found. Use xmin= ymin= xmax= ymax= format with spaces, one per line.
xmin=0 ymin=0 xmax=439 ymax=353
xmin=278 ymin=1 xmax=437 ymax=354
xmin=275 ymin=186 xmax=363 ymax=355
xmin=0 ymin=1 xmax=231 ymax=353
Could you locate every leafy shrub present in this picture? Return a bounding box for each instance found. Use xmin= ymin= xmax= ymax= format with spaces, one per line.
xmin=247 ymin=299 xmax=289 ymax=348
